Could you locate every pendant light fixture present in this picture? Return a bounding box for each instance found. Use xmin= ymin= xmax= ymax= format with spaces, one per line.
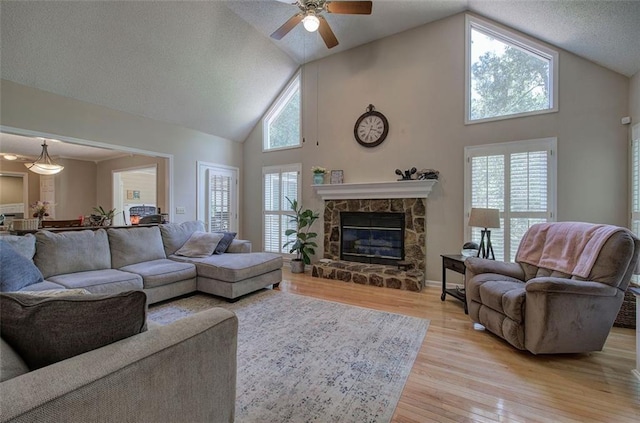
xmin=25 ymin=138 xmax=64 ymax=175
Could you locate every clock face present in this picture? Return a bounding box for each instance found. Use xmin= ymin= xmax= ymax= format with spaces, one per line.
xmin=354 ymin=111 xmax=389 ymax=147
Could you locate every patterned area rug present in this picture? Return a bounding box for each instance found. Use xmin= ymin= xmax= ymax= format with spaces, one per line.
xmin=148 ymin=290 xmax=429 ymax=423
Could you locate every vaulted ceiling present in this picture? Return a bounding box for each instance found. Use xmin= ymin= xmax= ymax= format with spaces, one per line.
xmin=1 ymin=1 xmax=639 ymax=146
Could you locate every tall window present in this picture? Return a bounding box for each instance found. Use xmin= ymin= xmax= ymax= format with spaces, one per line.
xmin=465 ymin=138 xmax=557 ymax=262
xmin=465 ymin=15 xmax=558 ymax=124
xmin=263 ymin=164 xmax=301 ymax=253
xmin=631 ymin=124 xmax=640 ymax=239
xmin=263 ymin=70 xmax=301 ymax=151
xmin=197 ymin=162 xmax=238 ymax=233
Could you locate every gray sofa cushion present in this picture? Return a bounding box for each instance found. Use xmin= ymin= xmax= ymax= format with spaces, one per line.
xmin=35 ymin=229 xmax=111 ymax=279
xmin=0 ymin=241 xmax=44 ymax=292
xmin=1 ymin=234 xmax=36 ymax=259
xmin=20 ymin=281 xmax=67 ymax=291
xmin=48 ymin=269 xmax=143 ymax=294
xmin=159 ymin=221 xmax=205 ymax=256
xmin=108 ymin=226 xmax=167 ymax=268
xmin=171 ymin=252 xmax=282 ymax=283
xmin=0 ymin=291 xmax=147 ymax=370
xmin=120 ymin=259 xmax=197 ymax=289
xmin=227 ymin=239 xmax=252 ymax=253
xmin=175 ymin=232 xmax=224 ymax=258
xmin=0 ymin=338 xmax=29 ymax=382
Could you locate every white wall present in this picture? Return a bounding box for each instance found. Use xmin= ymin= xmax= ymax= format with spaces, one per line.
xmin=243 ymin=13 xmax=630 ymax=281
xmin=631 ymin=71 xmax=640 ymax=125
xmin=0 ymin=79 xmax=244 ymax=227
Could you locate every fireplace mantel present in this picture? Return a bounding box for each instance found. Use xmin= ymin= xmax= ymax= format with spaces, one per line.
xmin=312 ymin=180 xmax=437 ymax=200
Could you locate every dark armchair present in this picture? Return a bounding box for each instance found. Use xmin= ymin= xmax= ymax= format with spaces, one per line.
xmin=465 ymin=222 xmax=639 ymax=354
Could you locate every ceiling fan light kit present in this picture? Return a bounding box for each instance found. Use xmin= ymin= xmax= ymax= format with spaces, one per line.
xmin=24 ymin=139 xmax=64 ymax=175
xmin=271 ymin=0 xmax=373 ymax=49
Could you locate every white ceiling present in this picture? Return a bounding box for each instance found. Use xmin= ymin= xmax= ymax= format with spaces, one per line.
xmin=1 ymin=1 xmax=639 ymax=148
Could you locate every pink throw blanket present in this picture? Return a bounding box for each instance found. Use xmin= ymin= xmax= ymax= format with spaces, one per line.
xmin=516 ymin=222 xmax=624 ymax=278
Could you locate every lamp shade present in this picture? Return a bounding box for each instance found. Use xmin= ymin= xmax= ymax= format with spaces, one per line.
xmin=24 ymin=140 xmax=64 ymax=175
xmin=468 ymin=208 xmax=500 ymax=229
xmin=302 ymin=14 xmax=320 ymax=32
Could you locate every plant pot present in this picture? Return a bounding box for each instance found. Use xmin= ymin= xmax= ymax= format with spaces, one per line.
xmin=290 ymin=260 xmax=305 ymax=274
xmin=313 ymin=173 xmax=325 ymax=185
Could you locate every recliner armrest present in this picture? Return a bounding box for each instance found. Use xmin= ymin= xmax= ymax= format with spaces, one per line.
xmin=525 ymin=277 xmax=619 ymax=297
xmin=464 ymin=257 xmax=525 ymax=281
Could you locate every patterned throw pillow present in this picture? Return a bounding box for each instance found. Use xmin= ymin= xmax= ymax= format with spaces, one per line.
xmin=0 ymin=291 xmax=147 ymax=370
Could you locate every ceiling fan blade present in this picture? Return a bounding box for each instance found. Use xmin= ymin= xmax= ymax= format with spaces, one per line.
xmin=270 ymin=13 xmax=304 ymax=40
xmin=318 ymin=16 xmax=339 ymax=49
xmin=326 ymin=1 xmax=372 ymax=15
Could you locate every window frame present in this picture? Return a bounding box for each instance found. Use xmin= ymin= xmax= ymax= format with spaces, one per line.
xmin=464 ymin=137 xmax=557 ymax=262
xmin=196 ymin=161 xmax=239 ymax=233
xmin=262 ymin=163 xmax=302 ymax=255
xmin=630 ymin=123 xmax=640 ymax=284
xmin=465 ymin=14 xmax=559 ymax=125
xmin=263 ymin=69 xmax=302 ymax=152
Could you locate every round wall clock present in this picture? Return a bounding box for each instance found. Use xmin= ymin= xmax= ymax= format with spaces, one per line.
xmin=353 ymin=104 xmax=389 ymax=148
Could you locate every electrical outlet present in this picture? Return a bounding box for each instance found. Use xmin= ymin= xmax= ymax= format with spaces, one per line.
xmin=176 ymin=206 xmax=186 ymax=214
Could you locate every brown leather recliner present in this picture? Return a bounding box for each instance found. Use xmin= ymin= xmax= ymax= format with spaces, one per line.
xmin=464 ymin=223 xmax=639 ymax=354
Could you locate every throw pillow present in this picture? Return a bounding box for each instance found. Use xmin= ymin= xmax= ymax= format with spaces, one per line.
xmin=0 ymin=290 xmax=147 ymax=370
xmin=0 ymin=240 xmax=44 ymax=292
xmin=213 ymin=232 xmax=237 ymax=254
xmin=18 ymin=288 xmax=91 ymax=297
xmin=175 ymin=232 xmax=224 ymax=258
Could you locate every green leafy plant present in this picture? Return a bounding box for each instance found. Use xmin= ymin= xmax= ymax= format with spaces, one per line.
xmin=92 ymin=206 xmax=116 ymax=220
xmin=283 ymin=197 xmax=320 ymax=265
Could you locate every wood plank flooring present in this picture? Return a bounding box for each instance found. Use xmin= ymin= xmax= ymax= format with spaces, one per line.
xmin=278 ymin=268 xmax=640 ymax=422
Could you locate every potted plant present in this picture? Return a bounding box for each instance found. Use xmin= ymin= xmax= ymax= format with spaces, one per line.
xmin=92 ymin=206 xmax=116 ymax=227
xmin=312 ymin=166 xmax=327 ymax=185
xmin=283 ymin=197 xmax=320 ymax=273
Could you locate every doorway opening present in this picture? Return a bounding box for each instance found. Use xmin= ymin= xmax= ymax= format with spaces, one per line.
xmin=113 ymin=165 xmax=158 ymax=226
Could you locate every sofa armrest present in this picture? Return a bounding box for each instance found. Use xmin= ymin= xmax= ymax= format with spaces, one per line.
xmin=525 ymin=277 xmax=619 ymax=297
xmin=226 ymin=239 xmax=251 ymax=253
xmin=0 ymin=308 xmax=238 ymax=423
xmin=464 ymin=257 xmax=525 ymax=281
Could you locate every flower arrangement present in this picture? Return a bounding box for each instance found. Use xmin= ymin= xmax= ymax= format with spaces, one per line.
xmin=311 ymin=166 xmax=327 ymax=174
xmin=31 ymin=201 xmax=51 ymax=219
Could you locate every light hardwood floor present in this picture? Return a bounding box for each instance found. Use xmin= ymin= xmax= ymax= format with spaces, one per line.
xmin=278 ymin=268 xmax=639 ymax=423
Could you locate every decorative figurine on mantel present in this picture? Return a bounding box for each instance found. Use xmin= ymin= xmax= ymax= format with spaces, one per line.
xmin=417 ymin=169 xmax=439 ymax=180
xmin=395 ymin=167 xmax=417 ymax=180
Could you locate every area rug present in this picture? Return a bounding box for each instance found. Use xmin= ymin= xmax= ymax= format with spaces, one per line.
xmin=148 ymin=290 xmax=429 ymax=423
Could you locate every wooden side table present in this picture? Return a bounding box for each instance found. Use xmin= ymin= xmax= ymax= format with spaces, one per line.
xmin=441 ymin=254 xmax=468 ymax=314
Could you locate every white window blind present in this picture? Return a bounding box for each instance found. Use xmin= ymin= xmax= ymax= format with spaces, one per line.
xmin=631 ymin=125 xmax=640 ymax=238
xmin=465 ymin=138 xmax=557 ymax=262
xmin=197 ymin=162 xmax=238 ymax=233
xmin=263 ymin=164 xmax=301 ymax=253
xmin=208 ymin=171 xmax=231 ymax=232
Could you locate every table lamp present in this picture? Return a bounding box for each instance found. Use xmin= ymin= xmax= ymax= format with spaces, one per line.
xmin=468 ymin=208 xmax=500 ymax=260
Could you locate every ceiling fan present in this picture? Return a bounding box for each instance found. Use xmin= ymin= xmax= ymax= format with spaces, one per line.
xmin=271 ymin=1 xmax=373 ymax=49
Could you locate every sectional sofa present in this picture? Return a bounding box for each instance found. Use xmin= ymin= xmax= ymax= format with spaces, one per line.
xmin=8 ymin=220 xmax=282 ymax=303
xmin=0 ymin=221 xmax=282 ymax=422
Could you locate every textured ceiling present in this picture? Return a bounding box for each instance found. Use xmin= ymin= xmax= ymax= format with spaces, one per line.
xmin=1 ymin=1 xmax=639 ymax=147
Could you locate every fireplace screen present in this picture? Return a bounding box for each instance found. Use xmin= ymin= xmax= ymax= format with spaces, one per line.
xmin=340 ymin=212 xmax=405 ymax=266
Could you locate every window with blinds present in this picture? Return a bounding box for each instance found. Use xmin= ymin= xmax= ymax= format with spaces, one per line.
xmin=465 ymin=138 xmax=557 ymax=262
xmin=632 ymin=125 xmax=640 ymax=239
xmin=196 ymin=162 xmax=238 ymax=233
xmin=263 ymin=164 xmax=301 ymax=254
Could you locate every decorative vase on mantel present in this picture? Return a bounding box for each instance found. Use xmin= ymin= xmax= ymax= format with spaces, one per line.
xmin=313 ymin=173 xmax=325 ymax=185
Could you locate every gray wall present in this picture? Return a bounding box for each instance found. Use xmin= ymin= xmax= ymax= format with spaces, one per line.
xmin=0 ymin=79 xmax=244 ymax=228
xmin=54 ymin=158 xmax=97 ymax=219
xmin=243 ymin=13 xmax=630 ymax=281
xmin=631 ymin=71 xmax=639 ymax=125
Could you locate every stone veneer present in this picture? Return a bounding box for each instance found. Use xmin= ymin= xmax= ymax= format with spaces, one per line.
xmin=312 ymin=261 xmax=423 ymax=291
xmin=323 ymin=198 xmax=427 ymax=274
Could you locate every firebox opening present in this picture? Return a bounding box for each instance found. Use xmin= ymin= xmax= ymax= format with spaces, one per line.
xmin=340 ymin=212 xmax=405 ymax=266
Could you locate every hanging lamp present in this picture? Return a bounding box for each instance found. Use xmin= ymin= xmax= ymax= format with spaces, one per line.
xmin=25 ymin=139 xmax=64 ymax=175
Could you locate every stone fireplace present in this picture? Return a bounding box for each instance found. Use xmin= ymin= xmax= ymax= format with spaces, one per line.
xmin=311 ymin=180 xmax=436 ymax=292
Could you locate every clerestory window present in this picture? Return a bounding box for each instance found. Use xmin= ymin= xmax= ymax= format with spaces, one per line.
xmin=263 ymin=70 xmax=301 ymax=151
xmin=465 ymin=15 xmax=558 ymax=124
